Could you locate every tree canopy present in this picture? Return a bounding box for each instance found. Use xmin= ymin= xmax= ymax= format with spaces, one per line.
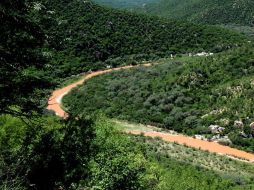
xmin=139 ymin=0 xmax=254 ymax=26
xmin=0 ymin=0 xmax=53 ymax=115
xmin=35 ymin=0 xmax=246 ymax=78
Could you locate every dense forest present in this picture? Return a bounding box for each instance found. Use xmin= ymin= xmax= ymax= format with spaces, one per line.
xmin=1 ymin=0 xmax=254 ymax=189
xmin=63 ymin=46 xmax=254 ymax=152
xmin=139 ymin=0 xmax=254 ymax=26
xmin=34 ymin=0 xmax=246 ymax=78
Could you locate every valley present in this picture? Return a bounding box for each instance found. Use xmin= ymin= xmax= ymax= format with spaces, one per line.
xmin=1 ymin=0 xmax=254 ymax=189
xmin=48 ymin=61 xmax=254 ymax=162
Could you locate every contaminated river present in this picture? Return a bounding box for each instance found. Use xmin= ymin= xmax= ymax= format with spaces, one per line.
xmin=47 ymin=64 xmax=254 ymax=162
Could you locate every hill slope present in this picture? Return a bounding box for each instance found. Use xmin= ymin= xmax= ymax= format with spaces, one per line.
xmin=35 ymin=0 xmax=246 ymax=78
xmin=63 ymin=45 xmax=254 ymax=152
xmin=92 ymin=0 xmax=156 ymax=8
xmin=141 ymin=0 xmax=254 ymax=26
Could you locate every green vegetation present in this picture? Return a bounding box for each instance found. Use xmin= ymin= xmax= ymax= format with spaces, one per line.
xmin=1 ymin=0 xmax=254 ymax=189
xmin=220 ymin=24 xmax=254 ymax=39
xmin=0 ymin=0 xmax=53 ymax=115
xmin=93 ymin=0 xmax=156 ymax=9
xmin=140 ymin=0 xmax=254 ymax=26
xmin=1 ymin=115 xmax=253 ymax=190
xmin=0 ymin=115 xmax=151 ymax=189
xmin=94 ymin=0 xmax=254 ymax=39
xmin=63 ymin=46 xmax=254 ymax=152
xmin=115 ymin=120 xmax=254 ymax=180
xmin=133 ymin=135 xmax=254 ymax=180
xmin=34 ymin=0 xmax=246 ymax=78
xmin=132 ymin=135 xmax=254 ymax=189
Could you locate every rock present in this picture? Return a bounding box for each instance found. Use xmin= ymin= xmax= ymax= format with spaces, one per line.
xmin=217 ymin=135 xmax=232 ymax=145
xmin=234 ymin=120 xmax=244 ymax=128
xmin=211 ymin=135 xmax=220 ymax=141
xmin=194 ymin=135 xmax=207 ymax=141
xmin=240 ymin=131 xmax=248 ymax=138
xmin=250 ymin=122 xmax=254 ymax=129
xmin=218 ymin=127 xmax=225 ymax=133
xmin=209 ymin=125 xmax=225 ymax=134
xmin=211 ymin=135 xmax=231 ymax=144
xmin=213 ymin=135 xmax=219 ymax=139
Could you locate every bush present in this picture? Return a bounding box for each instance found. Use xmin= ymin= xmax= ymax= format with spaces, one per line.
xmin=0 ymin=115 xmax=95 ymax=190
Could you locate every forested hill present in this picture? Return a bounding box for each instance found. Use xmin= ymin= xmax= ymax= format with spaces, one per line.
xmin=141 ymin=0 xmax=254 ymax=26
xmin=37 ymin=0 xmax=246 ymax=77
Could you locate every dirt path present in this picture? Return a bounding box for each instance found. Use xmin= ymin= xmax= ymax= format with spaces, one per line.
xmin=47 ymin=64 xmax=254 ymax=162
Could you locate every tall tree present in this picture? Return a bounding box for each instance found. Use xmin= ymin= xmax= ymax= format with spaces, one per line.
xmin=0 ymin=0 xmax=52 ymax=116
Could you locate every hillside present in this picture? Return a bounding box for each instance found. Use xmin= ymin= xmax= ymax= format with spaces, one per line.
xmin=35 ymin=0 xmax=246 ymax=78
xmin=141 ymin=0 xmax=254 ymax=26
xmin=63 ymin=45 xmax=254 ymax=152
xmin=92 ymin=0 xmax=156 ymax=8
xmin=2 ymin=115 xmax=254 ymax=189
xmin=1 ymin=0 xmax=254 ymax=189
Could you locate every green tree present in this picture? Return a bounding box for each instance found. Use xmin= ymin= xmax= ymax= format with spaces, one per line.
xmin=86 ymin=118 xmax=157 ymax=190
xmin=19 ymin=117 xmax=95 ymax=190
xmin=0 ymin=0 xmax=52 ymax=115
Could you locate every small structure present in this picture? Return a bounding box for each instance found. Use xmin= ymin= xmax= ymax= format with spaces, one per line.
xmin=209 ymin=125 xmax=225 ymax=134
